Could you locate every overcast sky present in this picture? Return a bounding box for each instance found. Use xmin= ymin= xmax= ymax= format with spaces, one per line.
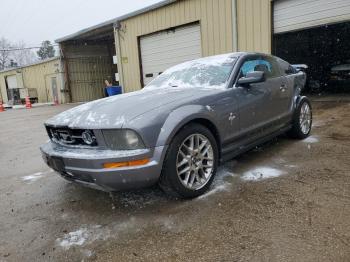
xmin=0 ymin=0 xmax=161 ymax=47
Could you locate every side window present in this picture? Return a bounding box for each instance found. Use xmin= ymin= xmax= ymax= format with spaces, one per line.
xmin=239 ymin=57 xmax=277 ymax=79
xmin=262 ymin=56 xmax=281 ymax=78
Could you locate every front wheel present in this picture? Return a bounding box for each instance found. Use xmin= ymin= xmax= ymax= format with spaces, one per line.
xmin=159 ymin=123 xmax=218 ymax=198
xmin=288 ymin=97 xmax=312 ymax=139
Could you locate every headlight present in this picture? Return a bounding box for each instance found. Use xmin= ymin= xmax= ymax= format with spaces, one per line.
xmin=102 ymin=129 xmax=145 ymax=150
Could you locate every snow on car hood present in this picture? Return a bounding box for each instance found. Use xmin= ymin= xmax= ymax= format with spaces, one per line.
xmin=45 ymin=87 xmax=207 ymax=129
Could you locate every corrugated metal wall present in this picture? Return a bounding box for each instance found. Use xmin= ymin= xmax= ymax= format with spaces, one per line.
xmin=116 ymin=0 xmax=234 ymax=92
xmin=237 ymin=0 xmax=272 ymax=53
xmin=274 ymin=0 xmax=350 ymax=34
xmin=62 ymin=42 xmax=116 ymax=102
xmin=0 ymin=58 xmax=64 ymax=103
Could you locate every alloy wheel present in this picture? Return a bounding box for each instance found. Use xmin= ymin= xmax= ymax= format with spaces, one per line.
xmin=176 ymin=134 xmax=214 ymax=190
xmin=299 ymin=102 xmax=311 ymax=134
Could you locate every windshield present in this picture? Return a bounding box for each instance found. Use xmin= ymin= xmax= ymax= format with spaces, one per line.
xmin=145 ymin=54 xmax=238 ymax=89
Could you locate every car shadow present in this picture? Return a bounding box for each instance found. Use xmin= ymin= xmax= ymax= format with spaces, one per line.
xmin=55 ymin=134 xmax=299 ymax=216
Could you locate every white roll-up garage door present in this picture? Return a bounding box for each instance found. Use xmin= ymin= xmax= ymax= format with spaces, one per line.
xmin=6 ymin=75 xmax=18 ymax=89
xmin=274 ymin=0 xmax=350 ymax=34
xmin=140 ymin=23 xmax=202 ymax=86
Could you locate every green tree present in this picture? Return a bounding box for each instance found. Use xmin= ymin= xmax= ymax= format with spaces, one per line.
xmin=37 ymin=40 xmax=55 ymax=60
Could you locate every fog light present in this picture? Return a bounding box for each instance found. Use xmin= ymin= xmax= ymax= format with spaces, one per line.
xmin=82 ymin=130 xmax=96 ymax=145
xmin=103 ymin=158 xmax=150 ymax=169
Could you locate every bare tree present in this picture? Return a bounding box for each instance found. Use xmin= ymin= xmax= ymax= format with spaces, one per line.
xmin=0 ymin=37 xmax=12 ymax=70
xmin=11 ymin=41 xmax=37 ymax=66
xmin=0 ymin=38 xmax=38 ymax=69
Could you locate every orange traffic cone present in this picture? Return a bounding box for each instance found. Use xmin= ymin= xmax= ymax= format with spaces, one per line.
xmin=54 ymin=96 xmax=59 ymax=106
xmin=25 ymin=96 xmax=32 ymax=109
xmin=0 ymin=100 xmax=4 ymax=112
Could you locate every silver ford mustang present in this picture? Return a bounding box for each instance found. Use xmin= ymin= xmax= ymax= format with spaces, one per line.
xmin=40 ymin=52 xmax=312 ymax=198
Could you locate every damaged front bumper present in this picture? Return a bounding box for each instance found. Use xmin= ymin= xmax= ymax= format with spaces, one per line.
xmin=40 ymin=141 xmax=167 ymax=192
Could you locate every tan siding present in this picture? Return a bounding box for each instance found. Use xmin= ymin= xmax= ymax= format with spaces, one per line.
xmin=22 ymin=59 xmax=63 ymax=103
xmin=0 ymin=58 xmax=64 ymax=104
xmin=114 ymin=0 xmax=272 ymax=93
xmin=237 ymin=0 xmax=271 ymax=53
xmin=116 ymin=0 xmax=234 ymax=92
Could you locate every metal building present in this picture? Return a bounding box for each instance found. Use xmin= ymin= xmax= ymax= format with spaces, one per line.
xmin=0 ymin=57 xmax=66 ymax=105
xmin=56 ymin=22 xmax=117 ymax=102
xmin=115 ymin=0 xmax=271 ymax=91
xmin=273 ymin=0 xmax=350 ymax=91
xmin=56 ymin=0 xmax=272 ymax=101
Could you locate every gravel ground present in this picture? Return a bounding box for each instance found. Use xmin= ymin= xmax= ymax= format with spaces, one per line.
xmin=0 ymin=97 xmax=349 ymax=262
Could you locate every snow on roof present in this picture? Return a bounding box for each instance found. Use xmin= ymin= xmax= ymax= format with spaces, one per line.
xmin=331 ymin=64 xmax=350 ymax=71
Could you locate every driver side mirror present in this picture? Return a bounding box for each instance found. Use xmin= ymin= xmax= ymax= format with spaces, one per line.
xmin=237 ymin=71 xmax=265 ymax=86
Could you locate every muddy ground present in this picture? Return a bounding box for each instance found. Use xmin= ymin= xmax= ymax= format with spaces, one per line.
xmin=0 ymin=97 xmax=349 ymax=262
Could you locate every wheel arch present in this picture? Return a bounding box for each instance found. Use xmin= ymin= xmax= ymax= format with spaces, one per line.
xmin=158 ymin=115 xmax=222 ymax=160
xmin=187 ymin=118 xmax=221 ymax=157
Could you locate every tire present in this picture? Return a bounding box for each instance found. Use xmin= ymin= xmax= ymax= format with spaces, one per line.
xmin=288 ymin=97 xmax=312 ymax=139
xmin=159 ymin=123 xmax=219 ymax=199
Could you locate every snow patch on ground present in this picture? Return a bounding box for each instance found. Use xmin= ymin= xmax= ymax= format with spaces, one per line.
xmin=241 ymin=167 xmax=286 ymax=181
xmin=312 ymin=121 xmax=325 ymax=127
xmin=56 ymin=225 xmax=109 ymax=250
xmin=284 ymin=164 xmax=298 ymax=169
xmin=303 ymin=136 xmax=319 ymax=143
xmin=56 ymin=216 xmax=180 ymax=250
xmin=21 ymin=172 xmax=44 ymax=183
xmin=21 ymin=169 xmax=54 ymax=183
xmin=198 ymin=184 xmax=230 ymax=199
xmin=198 ymin=165 xmax=237 ymax=199
xmin=58 ymin=228 xmax=89 ymax=249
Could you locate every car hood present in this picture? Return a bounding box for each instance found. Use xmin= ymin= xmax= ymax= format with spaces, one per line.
xmin=45 ymin=87 xmax=220 ymax=129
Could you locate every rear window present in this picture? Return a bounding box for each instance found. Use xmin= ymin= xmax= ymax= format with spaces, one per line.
xmin=276 ymin=57 xmax=296 ymax=75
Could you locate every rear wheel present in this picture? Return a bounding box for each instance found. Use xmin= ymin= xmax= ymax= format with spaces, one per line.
xmin=288 ymin=97 xmax=312 ymax=139
xmin=159 ymin=123 xmax=218 ymax=198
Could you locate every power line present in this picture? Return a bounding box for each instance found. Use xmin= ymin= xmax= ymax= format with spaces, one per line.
xmin=0 ymin=45 xmax=59 ymax=52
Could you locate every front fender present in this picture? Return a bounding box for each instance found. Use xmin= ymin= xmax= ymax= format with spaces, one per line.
xmin=155 ymin=105 xmax=219 ymax=147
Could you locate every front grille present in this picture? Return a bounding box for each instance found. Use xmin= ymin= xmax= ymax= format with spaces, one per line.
xmin=46 ymin=126 xmax=97 ymax=147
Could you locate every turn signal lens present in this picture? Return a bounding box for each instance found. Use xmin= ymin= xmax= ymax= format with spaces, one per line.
xmin=103 ymin=159 xmax=150 ymax=169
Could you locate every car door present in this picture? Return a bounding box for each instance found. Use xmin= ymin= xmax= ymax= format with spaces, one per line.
xmin=262 ymin=55 xmax=292 ymax=122
xmin=234 ymin=56 xmax=273 ymax=138
xmin=276 ymin=57 xmax=299 ymax=117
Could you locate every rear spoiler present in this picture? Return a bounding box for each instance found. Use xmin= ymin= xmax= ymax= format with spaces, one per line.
xmin=292 ymin=64 xmax=308 ymax=72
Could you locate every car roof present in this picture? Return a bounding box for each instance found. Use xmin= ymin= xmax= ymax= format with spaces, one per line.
xmin=331 ymin=64 xmax=350 ymax=71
